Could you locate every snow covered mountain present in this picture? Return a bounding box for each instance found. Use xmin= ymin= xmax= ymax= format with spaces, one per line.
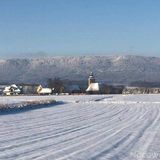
xmin=0 ymin=55 xmax=160 ymax=84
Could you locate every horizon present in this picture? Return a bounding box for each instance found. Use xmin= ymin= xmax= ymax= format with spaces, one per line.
xmin=1 ymin=54 xmax=160 ymax=60
xmin=0 ymin=0 xmax=160 ymax=57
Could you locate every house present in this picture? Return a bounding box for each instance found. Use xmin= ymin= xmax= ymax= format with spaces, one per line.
xmin=0 ymin=85 xmax=9 ymax=95
xmin=3 ymin=84 xmax=21 ymax=95
xmin=37 ymin=85 xmax=53 ymax=95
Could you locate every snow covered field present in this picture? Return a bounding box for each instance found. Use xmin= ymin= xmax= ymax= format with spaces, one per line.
xmin=0 ymin=95 xmax=160 ymax=160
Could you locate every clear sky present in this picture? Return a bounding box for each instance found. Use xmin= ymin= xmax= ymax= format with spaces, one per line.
xmin=0 ymin=0 xmax=160 ymax=57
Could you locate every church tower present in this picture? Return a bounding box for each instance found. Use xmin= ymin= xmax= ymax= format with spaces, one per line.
xmin=88 ymin=72 xmax=95 ymax=86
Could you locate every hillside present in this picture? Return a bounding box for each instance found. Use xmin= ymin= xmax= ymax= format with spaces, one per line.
xmin=0 ymin=55 xmax=160 ymax=85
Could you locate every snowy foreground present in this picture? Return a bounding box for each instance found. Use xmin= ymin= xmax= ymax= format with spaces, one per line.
xmin=0 ymin=95 xmax=160 ymax=160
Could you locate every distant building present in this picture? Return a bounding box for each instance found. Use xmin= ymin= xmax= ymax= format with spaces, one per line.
xmin=3 ymin=84 xmax=21 ymax=95
xmin=37 ymin=85 xmax=53 ymax=95
xmin=0 ymin=85 xmax=8 ymax=95
xmin=88 ymin=72 xmax=95 ymax=85
xmin=18 ymin=84 xmax=40 ymax=94
xmin=86 ymin=72 xmax=109 ymax=94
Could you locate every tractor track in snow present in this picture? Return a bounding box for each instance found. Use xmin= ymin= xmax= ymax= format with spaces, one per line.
xmin=0 ymin=95 xmax=160 ymax=160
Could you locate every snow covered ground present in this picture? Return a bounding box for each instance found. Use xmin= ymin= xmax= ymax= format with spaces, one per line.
xmin=0 ymin=94 xmax=160 ymax=160
xmin=0 ymin=95 xmax=56 ymax=105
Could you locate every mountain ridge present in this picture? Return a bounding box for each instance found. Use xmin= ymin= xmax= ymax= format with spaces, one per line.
xmin=0 ymin=55 xmax=160 ymax=85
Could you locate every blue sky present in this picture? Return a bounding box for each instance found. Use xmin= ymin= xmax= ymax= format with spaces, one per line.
xmin=0 ymin=0 xmax=160 ymax=57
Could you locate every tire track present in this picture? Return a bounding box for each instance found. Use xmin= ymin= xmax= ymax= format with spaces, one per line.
xmin=0 ymin=95 xmax=159 ymax=160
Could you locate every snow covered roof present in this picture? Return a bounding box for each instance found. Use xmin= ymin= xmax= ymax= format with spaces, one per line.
xmin=38 ymin=88 xmax=52 ymax=94
xmin=86 ymin=83 xmax=100 ymax=92
xmin=11 ymin=84 xmax=18 ymax=89
xmin=3 ymin=84 xmax=21 ymax=95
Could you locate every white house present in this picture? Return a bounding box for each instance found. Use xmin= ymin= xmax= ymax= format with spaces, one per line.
xmin=37 ymin=85 xmax=53 ymax=95
xmin=3 ymin=84 xmax=21 ymax=95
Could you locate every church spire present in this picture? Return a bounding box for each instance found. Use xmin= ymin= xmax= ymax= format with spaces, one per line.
xmin=88 ymin=72 xmax=95 ymax=86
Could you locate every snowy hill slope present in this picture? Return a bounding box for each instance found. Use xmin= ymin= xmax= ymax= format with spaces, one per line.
xmin=0 ymin=55 xmax=160 ymax=84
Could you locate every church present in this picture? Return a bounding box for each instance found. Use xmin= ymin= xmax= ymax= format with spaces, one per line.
xmin=86 ymin=72 xmax=109 ymax=94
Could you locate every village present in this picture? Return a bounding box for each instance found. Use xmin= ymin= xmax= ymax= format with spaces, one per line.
xmin=0 ymin=72 xmax=122 ymax=96
xmin=1 ymin=72 xmax=160 ymax=96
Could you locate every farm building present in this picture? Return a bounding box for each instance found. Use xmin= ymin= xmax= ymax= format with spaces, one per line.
xmin=37 ymin=85 xmax=53 ymax=95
